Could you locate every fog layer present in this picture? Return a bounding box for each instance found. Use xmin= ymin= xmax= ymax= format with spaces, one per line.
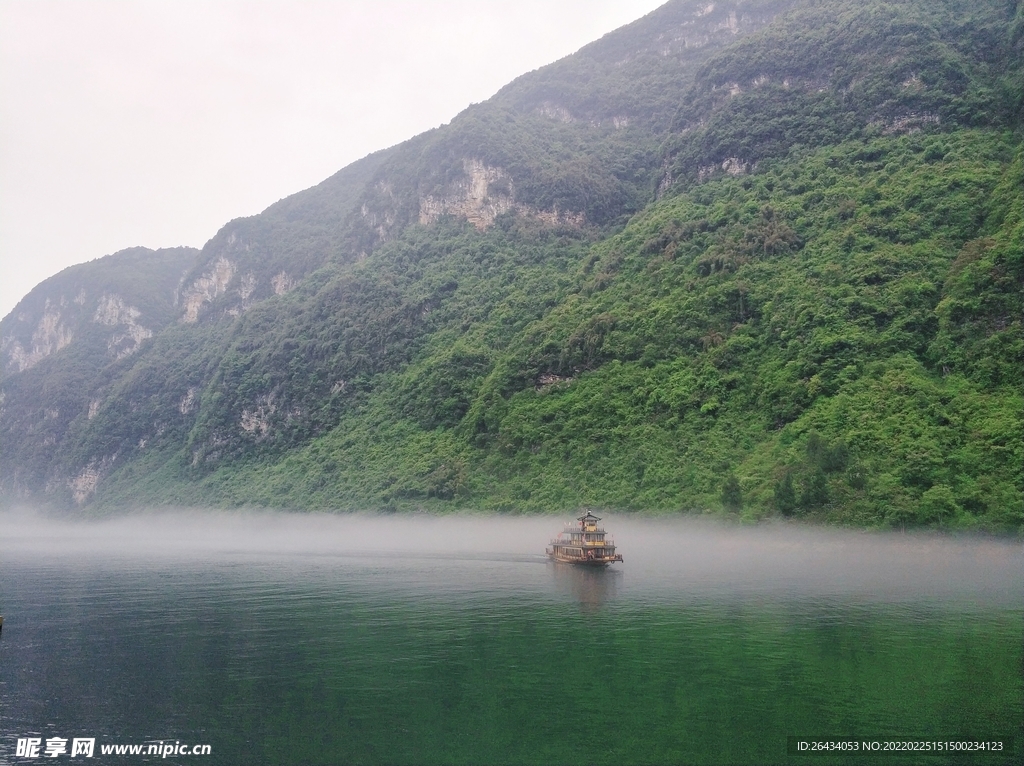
xmin=2 ymin=509 xmax=1020 ymax=604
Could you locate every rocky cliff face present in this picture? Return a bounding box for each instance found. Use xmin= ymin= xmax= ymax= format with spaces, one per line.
xmin=2 ymin=247 xmax=196 ymax=375
xmin=179 ymin=256 xmax=235 ymax=323
xmin=418 ymin=158 xmax=586 ymax=230
xmin=3 ymin=299 xmax=76 ymax=373
xmin=419 ymin=159 xmax=517 ymax=230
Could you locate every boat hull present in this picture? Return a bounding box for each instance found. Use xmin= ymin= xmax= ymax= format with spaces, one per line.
xmin=546 ymin=549 xmax=622 ymax=566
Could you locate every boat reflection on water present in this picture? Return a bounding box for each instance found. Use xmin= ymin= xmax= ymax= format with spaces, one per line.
xmin=549 ymin=559 xmax=621 ymax=610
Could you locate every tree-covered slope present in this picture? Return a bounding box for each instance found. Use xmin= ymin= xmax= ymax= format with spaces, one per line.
xmin=96 ymin=129 xmax=1020 ymax=530
xmin=1 ymin=0 xmax=1021 ymax=530
xmin=0 ymin=247 xmax=199 ymax=499
xmin=666 ymin=0 xmax=1023 ymax=183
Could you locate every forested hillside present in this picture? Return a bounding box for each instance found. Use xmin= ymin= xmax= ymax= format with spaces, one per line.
xmin=2 ymin=0 xmax=1021 ymax=531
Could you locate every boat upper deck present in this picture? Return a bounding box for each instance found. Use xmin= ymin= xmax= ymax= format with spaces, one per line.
xmin=551 ymin=511 xmax=615 ymax=547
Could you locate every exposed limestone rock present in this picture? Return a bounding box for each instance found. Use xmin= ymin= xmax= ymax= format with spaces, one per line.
xmin=240 ymin=393 xmax=276 ymax=438
xmin=109 ymin=324 xmax=153 ymax=358
xmin=721 ymin=157 xmax=747 ymax=175
xmin=94 ymin=294 xmax=153 ymax=359
xmin=698 ymin=157 xmax=749 ymax=181
xmin=535 ymin=373 xmax=575 ymax=391
xmin=420 ymin=158 xmax=585 ymax=231
xmin=3 ymin=302 xmax=74 ymax=372
xmin=420 ymin=159 xmax=516 ymax=230
xmin=529 ymin=207 xmax=587 ymax=228
xmin=238 ymin=273 xmax=257 ymax=301
xmin=588 ymin=114 xmax=633 ymax=128
xmin=179 ymin=257 xmax=234 ymax=323
xmin=537 ymin=102 xmax=574 ymax=122
xmin=658 ymin=171 xmax=674 ymax=198
xmin=179 ymin=387 xmax=197 ymax=415
xmin=878 ymin=112 xmax=940 ymax=134
xmin=94 ymin=294 xmax=135 ymax=326
xmin=361 ymin=203 xmax=397 ymax=242
xmin=659 ymin=4 xmax=743 ymax=54
xmin=226 ymin=273 xmax=260 ymax=317
xmin=272 ymin=272 xmax=296 ymax=295
xmin=88 ymin=399 xmax=101 ymax=419
xmin=70 ymin=466 xmax=101 ymax=505
xmin=359 ymin=181 xmax=399 ymax=242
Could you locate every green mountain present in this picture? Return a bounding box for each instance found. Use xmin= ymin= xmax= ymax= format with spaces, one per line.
xmin=2 ymin=0 xmax=1021 ymax=531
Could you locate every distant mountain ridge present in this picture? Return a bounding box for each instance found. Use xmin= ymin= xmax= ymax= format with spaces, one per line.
xmin=2 ymin=0 xmax=1021 ymax=531
xmin=3 ymin=246 xmax=197 ymax=371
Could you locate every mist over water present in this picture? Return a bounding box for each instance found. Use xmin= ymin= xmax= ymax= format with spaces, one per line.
xmin=3 ymin=509 xmax=1020 ymax=604
xmin=2 ymin=510 xmax=1021 ymax=765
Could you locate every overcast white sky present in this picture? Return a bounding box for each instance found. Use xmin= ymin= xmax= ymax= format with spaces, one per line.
xmin=0 ymin=0 xmax=667 ymax=319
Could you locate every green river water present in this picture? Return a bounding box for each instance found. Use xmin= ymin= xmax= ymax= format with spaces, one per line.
xmin=0 ymin=513 xmax=1020 ymax=765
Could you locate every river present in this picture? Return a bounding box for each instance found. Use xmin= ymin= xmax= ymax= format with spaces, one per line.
xmin=1 ymin=511 xmax=1020 ymax=764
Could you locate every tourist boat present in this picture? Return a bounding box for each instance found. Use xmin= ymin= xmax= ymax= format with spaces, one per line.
xmin=546 ymin=511 xmax=623 ymax=565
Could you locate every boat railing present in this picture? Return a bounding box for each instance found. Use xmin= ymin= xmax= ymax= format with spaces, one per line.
xmin=551 ymin=539 xmax=615 ymax=546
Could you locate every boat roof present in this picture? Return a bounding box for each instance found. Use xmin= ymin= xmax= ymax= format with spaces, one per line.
xmin=576 ymin=510 xmax=601 ymax=522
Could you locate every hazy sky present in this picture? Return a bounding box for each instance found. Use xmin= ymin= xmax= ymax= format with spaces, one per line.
xmin=0 ymin=0 xmax=667 ymax=319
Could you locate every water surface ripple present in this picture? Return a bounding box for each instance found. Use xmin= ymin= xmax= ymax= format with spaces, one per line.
xmin=1 ymin=512 xmax=1020 ymax=765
